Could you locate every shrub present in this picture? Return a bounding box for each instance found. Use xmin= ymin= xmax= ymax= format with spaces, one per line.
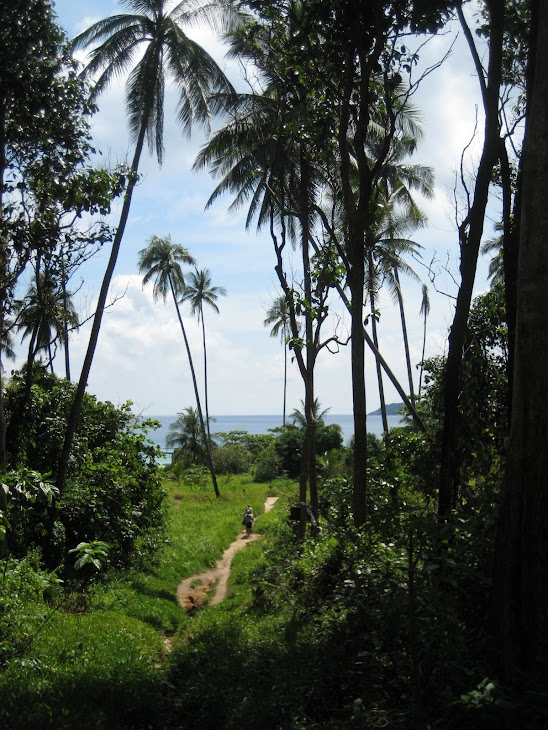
xmin=253 ymin=447 xmax=282 ymax=482
xmin=3 ymin=369 xmax=167 ymax=574
xmin=212 ymin=442 xmax=252 ymax=474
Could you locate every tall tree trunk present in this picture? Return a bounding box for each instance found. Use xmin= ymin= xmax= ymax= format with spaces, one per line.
xmin=62 ymin=259 xmax=71 ymax=381
xmin=348 ymin=242 xmax=368 ymax=526
xmin=0 ymin=309 xmax=6 ymax=467
xmin=310 ymin=237 xmax=426 ymax=431
xmin=294 ymin=152 xmax=318 ymax=534
xmin=418 ymin=285 xmax=429 ymax=397
xmin=56 ymin=124 xmax=147 ymax=492
xmin=200 ymin=309 xmax=212 ymax=445
xmin=369 ymin=283 xmax=388 ymax=434
xmin=282 ymin=338 xmax=287 ymax=427
xmin=490 ymin=0 xmax=548 ymax=682
xmin=170 ymin=276 xmax=220 ymax=498
xmin=438 ymin=0 xmax=505 ymax=518
xmin=394 ymin=268 xmax=415 ymax=407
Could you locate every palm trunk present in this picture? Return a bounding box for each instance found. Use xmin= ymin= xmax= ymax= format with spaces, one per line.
xmin=369 ymin=279 xmax=388 ymax=434
xmin=200 ymin=309 xmax=211 ymax=444
xmin=282 ymin=338 xmax=287 ymax=427
xmin=24 ymin=324 xmax=39 ymax=402
xmin=56 ymin=123 xmax=147 ymax=492
xmin=169 ymin=276 xmax=220 ymax=498
xmin=419 ymin=311 xmax=427 ymax=396
xmin=394 ymin=268 xmax=415 ymax=407
xmin=62 ymin=260 xmax=71 ymax=381
xmin=0 ymin=100 xmax=9 ymax=473
xmin=300 ymin=154 xmax=318 ymax=527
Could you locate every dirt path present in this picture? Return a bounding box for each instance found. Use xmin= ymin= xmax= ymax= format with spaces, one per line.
xmin=176 ymin=496 xmax=279 ymax=613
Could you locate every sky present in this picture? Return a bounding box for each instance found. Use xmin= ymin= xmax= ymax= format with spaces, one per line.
xmin=20 ymin=0 xmax=498 ymax=418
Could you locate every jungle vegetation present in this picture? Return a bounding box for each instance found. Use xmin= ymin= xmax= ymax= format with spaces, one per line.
xmin=1 ymin=0 xmax=547 ymax=727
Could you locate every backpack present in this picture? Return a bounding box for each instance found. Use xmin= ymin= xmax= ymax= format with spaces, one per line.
xmin=243 ymin=512 xmax=253 ymax=525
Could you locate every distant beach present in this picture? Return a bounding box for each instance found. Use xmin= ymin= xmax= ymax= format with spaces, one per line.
xmin=146 ymin=413 xmax=405 ymax=456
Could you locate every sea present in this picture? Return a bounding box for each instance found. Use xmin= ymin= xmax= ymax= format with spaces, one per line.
xmin=146 ymin=413 xmax=405 ymax=459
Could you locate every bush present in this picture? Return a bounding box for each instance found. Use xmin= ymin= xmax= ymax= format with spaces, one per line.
xmin=3 ymin=369 xmax=167 ymax=574
xmin=0 ymin=552 xmax=62 ymax=667
xmin=253 ymin=447 xmax=281 ymax=482
xmin=273 ymin=427 xmax=302 ymax=478
xmin=212 ymin=442 xmax=252 ymax=474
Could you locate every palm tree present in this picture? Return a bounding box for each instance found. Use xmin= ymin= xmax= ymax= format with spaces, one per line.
xmin=56 ymin=0 xmax=233 ymax=491
xmin=1 ymin=319 xmax=16 ymax=367
xmin=264 ymin=295 xmax=292 ymax=426
xmin=138 ymin=234 xmax=220 ymax=497
xmin=180 ymin=268 xmax=226 ymax=444
xmin=418 ymin=283 xmax=430 ymax=396
xmin=166 ymin=407 xmax=204 ymax=465
xmin=291 ymin=398 xmax=330 ymax=428
xmin=481 ymin=226 xmax=504 ymax=286
xmin=16 ymin=271 xmax=78 ymax=375
xmin=194 ymin=34 xmax=329 ymax=531
xmin=361 ymin=198 xmax=423 ymax=432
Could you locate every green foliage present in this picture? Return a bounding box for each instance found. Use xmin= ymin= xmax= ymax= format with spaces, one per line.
xmin=0 ymin=478 xmax=273 ymax=727
xmin=0 ymin=611 xmax=165 ymax=730
xmin=166 ymin=407 xmax=205 ymax=465
xmin=211 ymin=431 xmax=279 ymax=478
xmin=178 ymin=464 xmax=210 ymax=490
xmin=417 ymin=283 xmax=508 ymax=508
xmin=68 ymin=540 xmax=111 ymax=572
xmin=0 ymin=0 xmax=126 ymax=337
xmin=211 ymin=441 xmax=252 ymax=474
xmin=273 ymin=426 xmax=302 ymax=478
xmin=3 ymin=369 xmax=166 ymax=573
xmin=269 ymin=422 xmax=345 ymax=479
xmin=253 ymin=445 xmax=282 ymax=482
xmin=0 ymin=552 xmax=62 ymax=668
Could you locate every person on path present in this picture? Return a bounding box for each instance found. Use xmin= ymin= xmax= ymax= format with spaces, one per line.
xmin=242 ymin=506 xmax=254 ymax=538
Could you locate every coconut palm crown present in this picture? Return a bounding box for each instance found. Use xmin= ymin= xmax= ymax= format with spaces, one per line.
xmin=72 ymin=0 xmax=236 ymax=164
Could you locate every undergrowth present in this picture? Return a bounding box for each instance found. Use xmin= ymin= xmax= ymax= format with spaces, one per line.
xmin=0 ymin=475 xmax=274 ymax=729
xmin=3 ymin=471 xmax=544 ymax=728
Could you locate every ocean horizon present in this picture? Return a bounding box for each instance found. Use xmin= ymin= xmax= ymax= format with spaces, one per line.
xmin=146 ymin=413 xmax=405 ymax=453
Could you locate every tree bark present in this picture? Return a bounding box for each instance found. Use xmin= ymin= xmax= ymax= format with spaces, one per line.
xmin=368 ymin=279 xmax=388 ymax=434
xmin=438 ymin=0 xmax=505 ymax=518
xmin=348 ymin=243 xmax=368 ymax=526
xmin=394 ymin=268 xmax=415 ymax=408
xmin=490 ymin=0 xmax=548 ymax=681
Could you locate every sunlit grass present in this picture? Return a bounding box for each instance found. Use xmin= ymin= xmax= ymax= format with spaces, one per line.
xmin=0 ymin=474 xmax=278 ymax=728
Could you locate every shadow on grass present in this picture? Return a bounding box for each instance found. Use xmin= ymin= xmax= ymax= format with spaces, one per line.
xmin=0 ymin=667 xmax=169 ymax=730
xmin=130 ymin=579 xmax=178 ymax=605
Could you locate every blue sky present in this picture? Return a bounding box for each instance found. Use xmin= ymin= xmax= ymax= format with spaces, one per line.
xmin=35 ymin=0 xmax=497 ymax=417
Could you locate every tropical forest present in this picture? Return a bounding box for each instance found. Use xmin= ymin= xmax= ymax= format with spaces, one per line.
xmin=1 ymin=0 xmax=547 ymax=728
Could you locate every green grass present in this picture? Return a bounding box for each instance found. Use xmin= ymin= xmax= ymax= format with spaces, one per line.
xmin=0 ymin=475 xmax=280 ymax=729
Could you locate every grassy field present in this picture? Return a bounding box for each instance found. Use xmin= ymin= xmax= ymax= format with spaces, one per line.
xmin=0 ymin=474 xmax=289 ymax=729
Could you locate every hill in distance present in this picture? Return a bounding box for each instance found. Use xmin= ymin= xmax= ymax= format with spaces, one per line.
xmin=367 ymin=402 xmax=405 ymax=416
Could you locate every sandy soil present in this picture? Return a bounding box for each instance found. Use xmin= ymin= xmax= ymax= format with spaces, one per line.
xmin=176 ymin=496 xmax=279 ymax=613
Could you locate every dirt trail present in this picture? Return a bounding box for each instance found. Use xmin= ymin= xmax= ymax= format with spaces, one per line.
xmin=176 ymin=496 xmax=279 ymax=613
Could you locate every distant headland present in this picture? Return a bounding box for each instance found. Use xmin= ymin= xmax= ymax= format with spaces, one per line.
xmin=367 ymin=402 xmax=405 ymax=417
